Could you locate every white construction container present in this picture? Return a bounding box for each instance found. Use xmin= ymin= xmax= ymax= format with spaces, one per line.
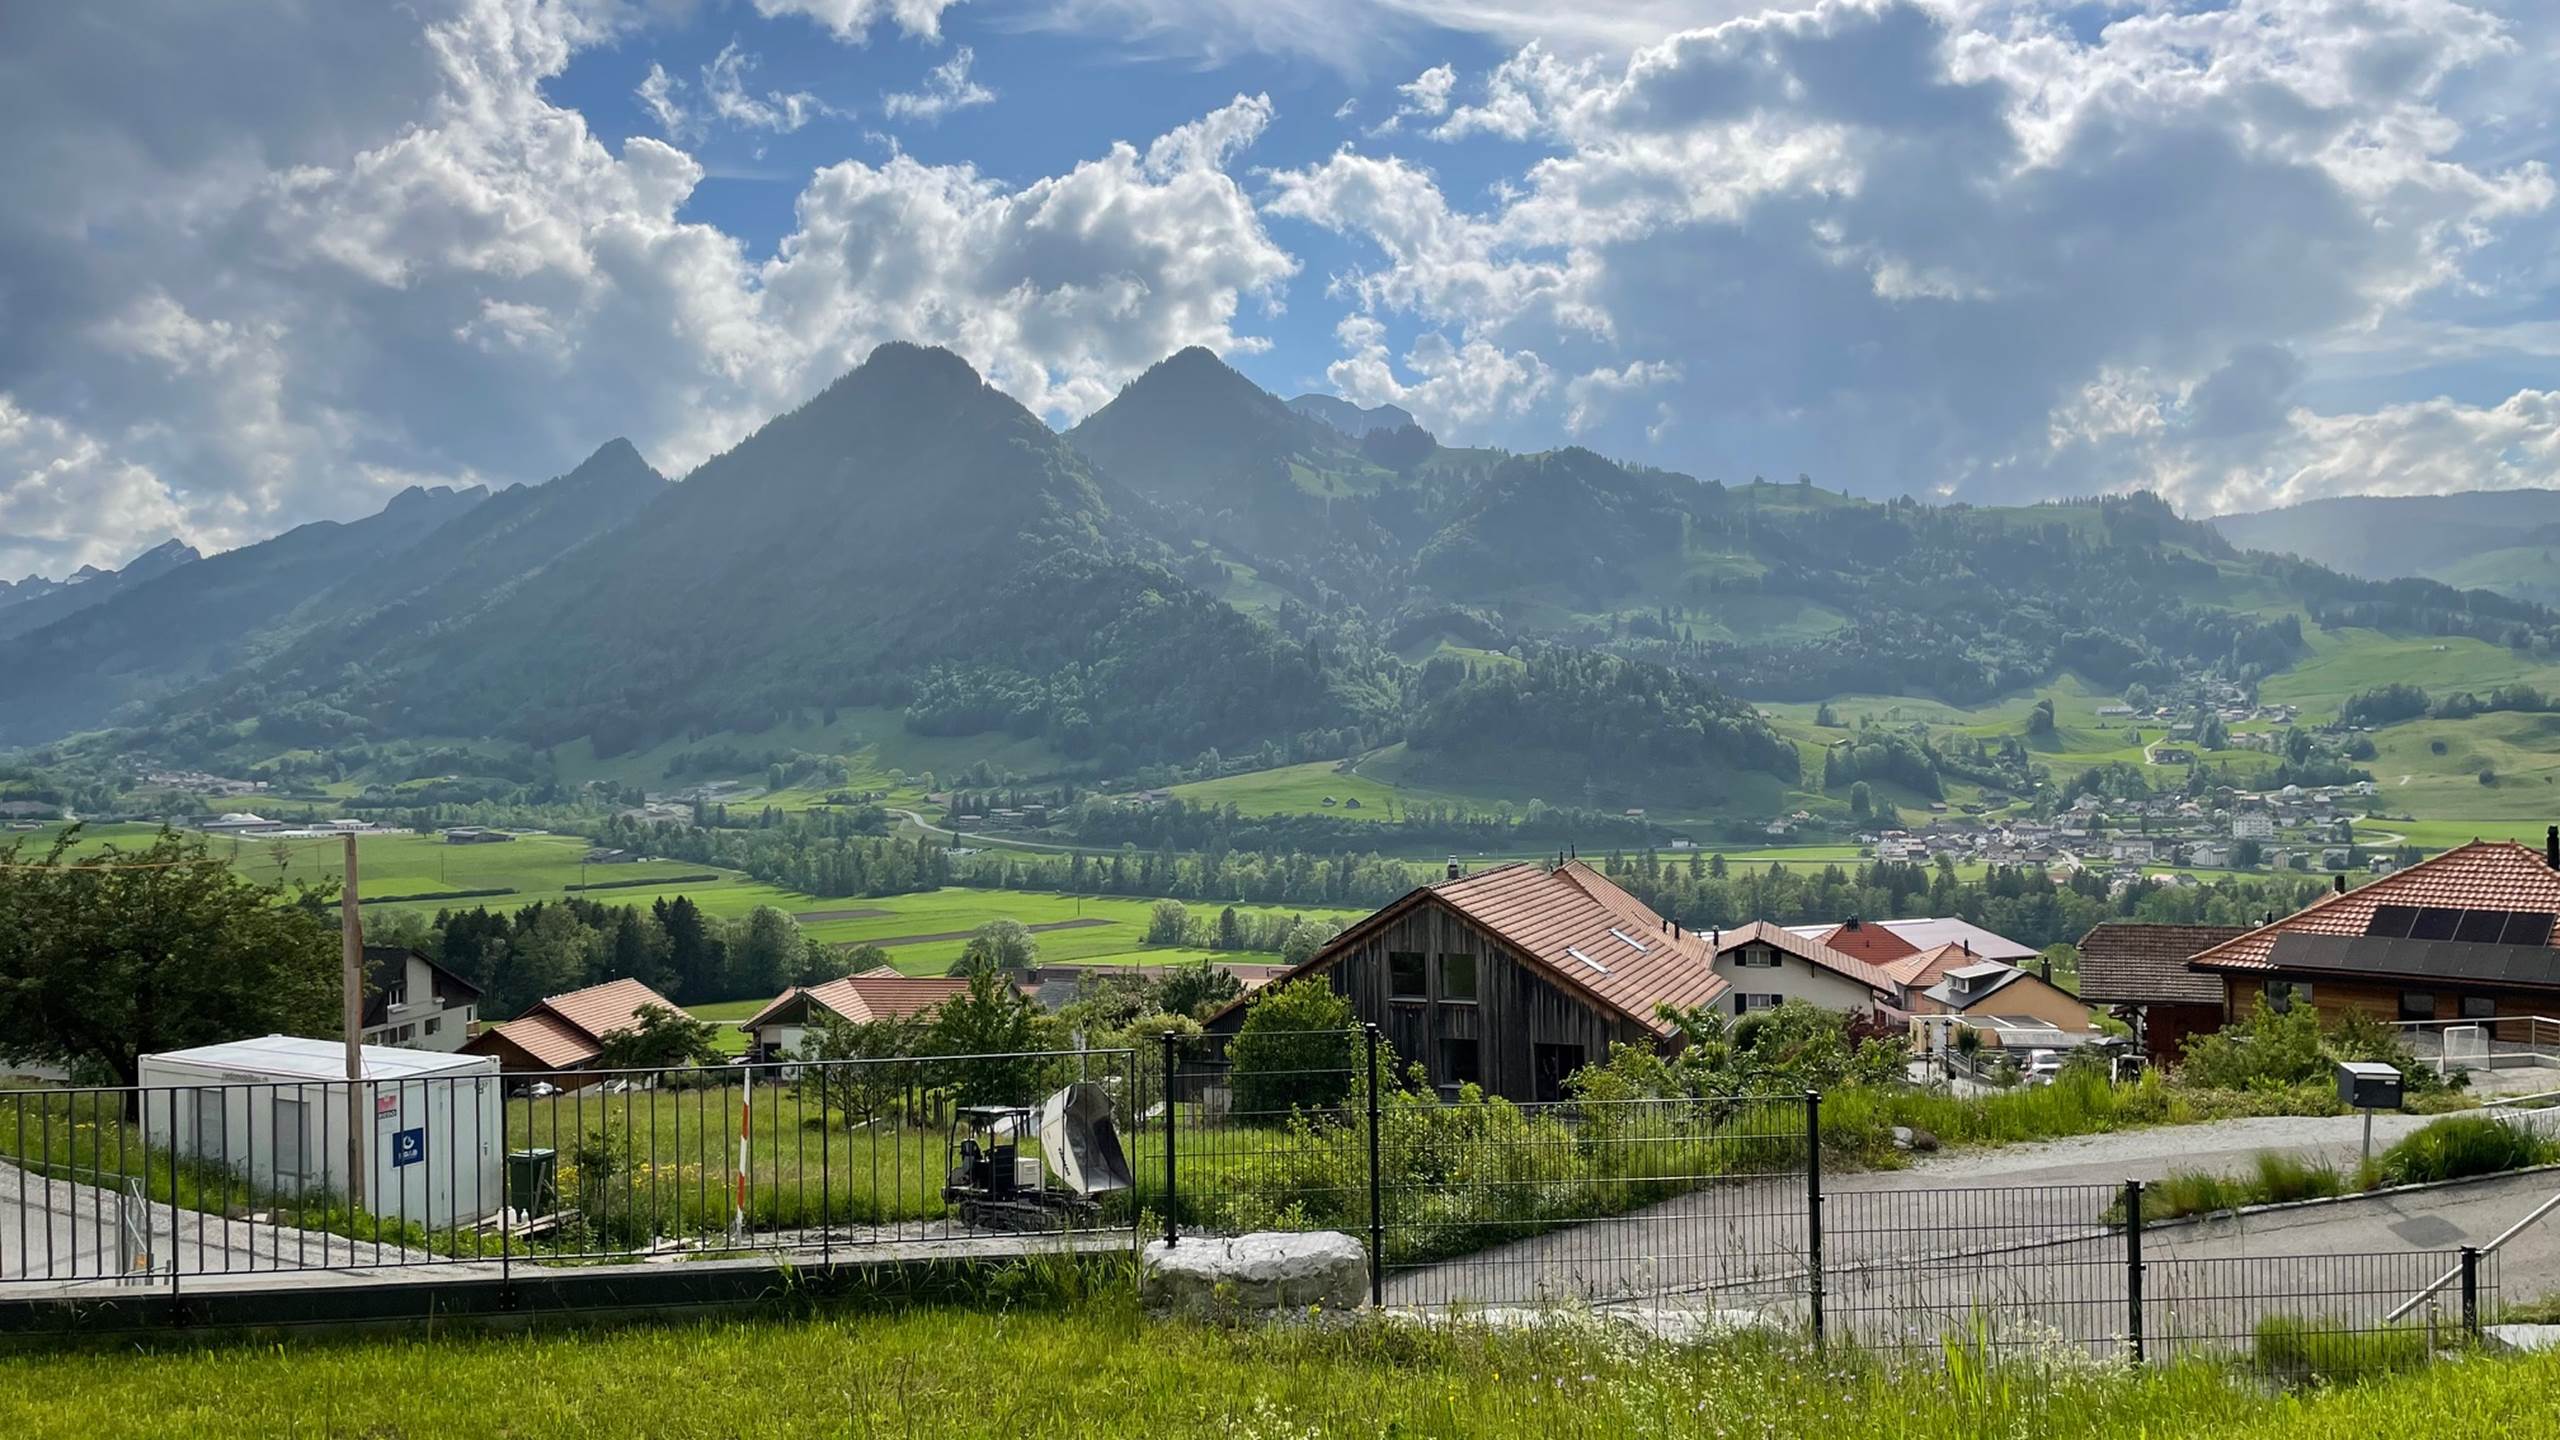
xmin=137 ymin=1035 xmax=504 ymax=1229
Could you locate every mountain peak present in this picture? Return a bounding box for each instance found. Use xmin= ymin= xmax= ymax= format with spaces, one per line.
xmin=1290 ymin=392 xmax=1418 ymax=439
xmin=565 ymin=436 xmax=662 ymax=485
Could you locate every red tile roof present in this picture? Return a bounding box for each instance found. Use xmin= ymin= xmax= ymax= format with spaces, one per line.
xmin=1877 ymin=941 xmax=1976 ymax=992
xmin=1424 ymin=862 xmax=1728 ymax=1035
xmin=474 ymin=1010 xmax=601 ymax=1070
xmin=742 ymin=972 xmax=972 ymax=1030
xmin=1818 ymin=920 xmax=1922 ymax=966
xmin=466 ymin=976 xmax=688 ymax=1071
xmin=1214 ymin=861 xmax=1728 ymax=1037
xmin=2190 ymin=842 xmax=2560 ymax=974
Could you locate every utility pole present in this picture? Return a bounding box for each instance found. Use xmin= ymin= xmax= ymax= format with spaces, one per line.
xmin=342 ymin=833 xmax=366 ymax=1209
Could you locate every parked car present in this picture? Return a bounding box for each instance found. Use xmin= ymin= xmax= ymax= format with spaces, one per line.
xmin=2020 ymin=1050 xmax=2064 ymax=1087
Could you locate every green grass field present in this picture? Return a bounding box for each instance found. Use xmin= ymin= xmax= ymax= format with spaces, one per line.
xmin=9 ymin=826 xmax=1353 ymax=980
xmin=547 ymin=705 xmax=1065 ymax=802
xmin=779 ymin=889 xmax=1363 ymax=973
xmin=2362 ymin=711 xmax=2560 ymax=821
xmin=1166 ymin=756 xmax=1472 ymax=820
xmin=1 ymin=1298 xmax=2549 ymax=1439
xmin=2259 ymin=628 xmax=2560 ymax=722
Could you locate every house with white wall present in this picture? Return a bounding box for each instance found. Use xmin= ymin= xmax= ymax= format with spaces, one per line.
xmin=360 ymin=945 xmax=480 ymax=1053
xmin=1706 ymin=922 xmax=1896 ymax=1018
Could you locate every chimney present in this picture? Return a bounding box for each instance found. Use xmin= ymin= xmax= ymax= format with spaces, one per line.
xmin=1446 ymin=857 xmax=1463 ymax=881
xmin=1962 ymin=939 xmax=1972 ymax=957
xmin=1845 ymin=915 xmax=1861 ymax=930
xmin=2333 ymin=873 xmax=2348 ymax=895
xmin=2547 ymin=824 xmax=2557 ymax=870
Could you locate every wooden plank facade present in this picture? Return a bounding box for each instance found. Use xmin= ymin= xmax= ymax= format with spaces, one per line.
xmin=1227 ymin=896 xmax=1649 ymax=1104
xmin=2222 ymin=976 xmax=2552 ymax=1040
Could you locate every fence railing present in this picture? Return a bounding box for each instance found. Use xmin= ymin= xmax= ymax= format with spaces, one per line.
xmin=1155 ymin=1025 xmax=2494 ymax=1372
xmin=1 ymin=1047 xmax=1137 ymax=1292
xmin=2388 ymin=1015 xmax=2560 ymax=1077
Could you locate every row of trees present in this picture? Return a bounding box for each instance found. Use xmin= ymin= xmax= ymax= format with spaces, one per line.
xmin=374 ymin=895 xmax=851 ymax=1015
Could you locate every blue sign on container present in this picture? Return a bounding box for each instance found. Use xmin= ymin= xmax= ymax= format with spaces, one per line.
xmin=392 ymin=1127 xmax=425 ymax=1168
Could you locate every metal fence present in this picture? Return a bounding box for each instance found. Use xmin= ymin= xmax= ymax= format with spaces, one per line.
xmin=1159 ymin=1026 xmax=2498 ymax=1372
xmin=0 ymin=1048 xmax=1137 ymax=1293
xmin=1 ymin=1029 xmax=2507 ymax=1372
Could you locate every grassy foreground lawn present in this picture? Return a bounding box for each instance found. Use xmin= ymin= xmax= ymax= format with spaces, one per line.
xmin=1 ymin=1301 xmax=2550 ymax=1440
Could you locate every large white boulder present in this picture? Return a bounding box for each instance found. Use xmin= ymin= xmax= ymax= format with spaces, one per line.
xmin=1141 ymin=1231 xmax=1370 ymax=1320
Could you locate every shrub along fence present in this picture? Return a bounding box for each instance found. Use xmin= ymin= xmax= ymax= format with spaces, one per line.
xmin=1156 ymin=1026 xmax=2497 ymax=1374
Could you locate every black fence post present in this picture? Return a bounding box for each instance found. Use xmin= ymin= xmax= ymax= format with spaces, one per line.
xmin=2124 ymin=1179 xmax=2145 ymax=1365
xmin=1365 ymin=1023 xmax=1384 ymax=1307
xmin=2460 ymin=1245 xmax=2480 ymax=1339
xmin=1161 ymin=1029 xmax=1179 ymax=1249
xmin=1805 ymin=1089 xmax=1823 ymax=1347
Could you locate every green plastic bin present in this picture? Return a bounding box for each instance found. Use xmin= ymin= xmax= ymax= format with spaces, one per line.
xmin=507 ymin=1147 xmax=558 ymax=1216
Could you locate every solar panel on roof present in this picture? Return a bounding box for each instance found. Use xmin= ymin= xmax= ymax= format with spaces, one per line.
xmin=2456 ymin=909 xmax=2510 ymax=944
xmin=2503 ymin=913 xmax=2555 ymax=948
xmin=2409 ymin=907 xmax=2462 ymax=941
xmin=2366 ymin=905 xmax=2420 ymax=939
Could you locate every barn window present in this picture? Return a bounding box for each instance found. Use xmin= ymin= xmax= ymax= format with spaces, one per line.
xmin=2461 ymin=996 xmax=2497 ymax=1020
xmin=2264 ymin=980 xmax=2312 ymax=1013
xmin=1439 ymin=1037 xmax=1481 ymax=1091
xmin=1438 ymin=953 xmax=1478 ymax=1003
xmin=2398 ymin=992 xmax=2435 ymax=1023
xmin=1734 ymin=993 xmax=1782 ymax=1014
xmin=1735 ymin=947 xmax=1781 ymax=969
xmin=1388 ymin=951 xmax=1428 ymax=1000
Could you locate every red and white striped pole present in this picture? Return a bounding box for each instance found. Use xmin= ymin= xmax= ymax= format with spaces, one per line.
xmin=732 ymin=1089 xmax=750 ymax=1244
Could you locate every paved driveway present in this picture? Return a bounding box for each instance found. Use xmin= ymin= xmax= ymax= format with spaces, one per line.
xmin=1381 ymin=1111 xmax=2560 ymax=1355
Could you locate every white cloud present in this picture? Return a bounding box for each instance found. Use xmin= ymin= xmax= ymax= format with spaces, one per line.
xmin=0 ymin=397 xmax=195 ymax=578
xmin=750 ymin=0 xmax=965 ymax=43
xmin=767 ymin=93 xmax=1295 ymax=419
xmin=1021 ymin=0 xmax=1765 ymax=74
xmin=1323 ymin=314 xmax=1552 ymax=433
xmin=635 ymin=63 xmax=689 ymax=136
xmin=1268 ymin=0 xmax=2560 ymax=508
xmin=1435 ymin=42 xmax=1589 ymax=140
xmin=1563 ymin=358 xmax=1679 ymax=435
xmin=882 ymin=46 xmax=995 ymax=123
xmin=637 ymin=42 xmax=842 ymax=141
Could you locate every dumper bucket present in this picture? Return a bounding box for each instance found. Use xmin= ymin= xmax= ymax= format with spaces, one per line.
xmin=1039 ymin=1082 xmax=1132 ymax=1197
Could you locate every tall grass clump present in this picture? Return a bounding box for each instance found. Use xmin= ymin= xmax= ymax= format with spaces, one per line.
xmin=2252 ymin=1314 xmax=2436 ymax=1381
xmin=2368 ymin=1114 xmax=2556 ymax=1187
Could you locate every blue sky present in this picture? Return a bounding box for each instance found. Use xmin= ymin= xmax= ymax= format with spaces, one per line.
xmin=2 ymin=0 xmax=2556 ymax=578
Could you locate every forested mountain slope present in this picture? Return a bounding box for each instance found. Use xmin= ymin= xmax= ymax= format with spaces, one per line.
xmin=137 ymin=344 xmax=1381 ymax=767
xmin=0 ymin=485 xmax=486 ymax=743
xmin=0 ymin=539 xmax=202 ymax=643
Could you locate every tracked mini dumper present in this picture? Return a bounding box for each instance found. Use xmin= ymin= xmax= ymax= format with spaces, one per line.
xmin=942 ymin=1082 xmax=1133 ymax=1232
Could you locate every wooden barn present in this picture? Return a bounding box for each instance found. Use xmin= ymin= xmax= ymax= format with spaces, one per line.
xmin=1206 ymin=860 xmax=1731 ymax=1103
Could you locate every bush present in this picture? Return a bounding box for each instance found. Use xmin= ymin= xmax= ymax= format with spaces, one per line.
xmin=1226 ymin=978 xmax=1357 ymax=1119
xmin=2179 ymin=999 xmax=2447 ymax=1096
